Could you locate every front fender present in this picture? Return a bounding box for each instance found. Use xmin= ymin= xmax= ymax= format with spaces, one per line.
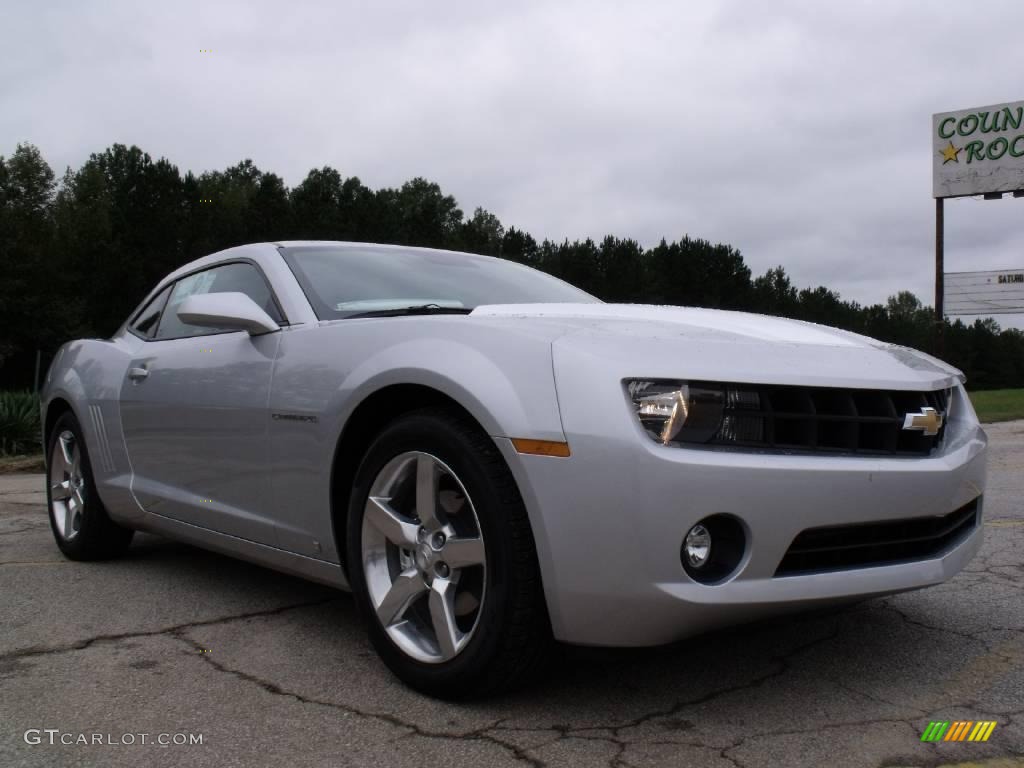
xmin=265 ymin=319 xmax=567 ymax=561
xmin=270 ymin=319 xmax=567 ymax=444
xmin=331 ymin=338 xmax=565 ymax=443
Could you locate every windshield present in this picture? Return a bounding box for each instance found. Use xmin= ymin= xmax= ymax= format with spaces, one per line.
xmin=280 ymin=244 xmax=600 ymax=320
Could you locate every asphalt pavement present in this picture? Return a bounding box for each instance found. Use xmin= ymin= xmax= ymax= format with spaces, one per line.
xmin=2 ymin=423 xmax=1023 ymax=768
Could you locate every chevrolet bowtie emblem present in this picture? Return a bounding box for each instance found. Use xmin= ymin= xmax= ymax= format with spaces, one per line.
xmin=902 ymin=407 xmax=944 ymax=436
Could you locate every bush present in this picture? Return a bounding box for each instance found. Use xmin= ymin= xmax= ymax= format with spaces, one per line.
xmin=0 ymin=390 xmax=42 ymax=456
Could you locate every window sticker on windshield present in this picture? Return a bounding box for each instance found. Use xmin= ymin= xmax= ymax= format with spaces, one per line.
xmin=171 ymin=271 xmax=218 ymax=305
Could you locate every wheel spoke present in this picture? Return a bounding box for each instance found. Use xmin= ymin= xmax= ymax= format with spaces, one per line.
xmin=415 ymin=454 xmax=441 ymax=528
xmin=376 ymin=568 xmax=426 ymax=626
xmin=444 ymin=535 xmax=485 ymax=569
xmin=51 ymin=480 xmax=72 ymax=501
xmin=428 ymin=578 xmax=460 ymax=659
xmin=364 ymin=497 xmax=419 ymax=547
xmin=58 ymin=433 xmax=74 ymax=468
xmin=63 ymin=500 xmax=75 ymax=536
xmin=51 ymin=446 xmax=67 ymax=476
xmin=376 ymin=454 xmax=414 ymax=496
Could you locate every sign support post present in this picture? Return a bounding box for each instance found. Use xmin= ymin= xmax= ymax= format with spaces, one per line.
xmin=934 ymin=197 xmax=944 ymax=355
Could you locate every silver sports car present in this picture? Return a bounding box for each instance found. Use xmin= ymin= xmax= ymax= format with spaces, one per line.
xmin=41 ymin=241 xmax=987 ymax=697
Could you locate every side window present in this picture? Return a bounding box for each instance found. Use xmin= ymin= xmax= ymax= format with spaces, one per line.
xmin=130 ymin=285 xmax=172 ymax=339
xmin=155 ymin=262 xmax=283 ymax=340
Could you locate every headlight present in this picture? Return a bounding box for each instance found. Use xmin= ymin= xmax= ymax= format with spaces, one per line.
xmin=626 ymin=380 xmax=763 ymax=446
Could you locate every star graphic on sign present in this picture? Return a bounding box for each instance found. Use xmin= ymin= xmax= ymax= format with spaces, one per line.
xmin=940 ymin=141 xmax=961 ymax=164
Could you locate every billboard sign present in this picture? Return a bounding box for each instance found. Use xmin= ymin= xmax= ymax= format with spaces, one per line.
xmin=944 ymin=268 xmax=1024 ymax=316
xmin=933 ymin=100 xmax=1024 ymax=198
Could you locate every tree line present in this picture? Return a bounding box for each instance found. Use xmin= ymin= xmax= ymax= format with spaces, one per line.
xmin=1 ymin=141 xmax=1022 ymax=390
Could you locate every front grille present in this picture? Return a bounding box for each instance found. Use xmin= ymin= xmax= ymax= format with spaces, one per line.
xmin=774 ymin=497 xmax=980 ymax=577
xmin=710 ymin=385 xmax=951 ymax=457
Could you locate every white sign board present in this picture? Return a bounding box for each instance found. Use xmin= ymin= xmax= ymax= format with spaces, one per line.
xmin=933 ymin=100 xmax=1024 ymax=198
xmin=944 ymin=269 xmax=1024 ymax=316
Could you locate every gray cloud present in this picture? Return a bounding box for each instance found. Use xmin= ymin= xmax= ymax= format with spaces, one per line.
xmin=2 ymin=0 xmax=1023 ymax=327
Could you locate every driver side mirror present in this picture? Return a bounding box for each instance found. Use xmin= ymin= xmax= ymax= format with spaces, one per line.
xmin=176 ymin=292 xmax=280 ymax=336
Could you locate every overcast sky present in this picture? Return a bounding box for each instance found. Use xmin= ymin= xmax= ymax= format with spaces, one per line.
xmin=3 ymin=0 xmax=1024 ymax=326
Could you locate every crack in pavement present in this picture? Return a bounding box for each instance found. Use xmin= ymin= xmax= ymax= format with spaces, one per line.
xmin=587 ymin=619 xmax=844 ymax=737
xmin=453 ymin=619 xmax=854 ymax=765
xmin=0 ymin=524 xmax=49 ymax=536
xmin=2 ymin=582 xmax=1021 ymax=767
xmin=495 ymin=607 xmax=1022 ymax=766
xmin=721 ymin=717 xmax=921 ymax=768
xmin=832 ymin=678 xmax=927 ymax=717
xmin=878 ymin=600 xmax=985 ymax=642
xmin=0 ymin=560 xmax=72 ymax=566
xmin=0 ymin=598 xmax=340 ymax=664
xmin=876 ymin=599 xmax=1024 ymax=652
xmin=721 ymin=702 xmax=1024 ymax=767
xmin=170 ymin=627 xmax=545 ymax=767
xmin=149 ymin=612 xmax=849 ymax=768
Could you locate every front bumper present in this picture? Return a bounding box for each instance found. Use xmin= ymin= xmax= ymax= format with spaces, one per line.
xmin=496 ymin=384 xmax=987 ymax=647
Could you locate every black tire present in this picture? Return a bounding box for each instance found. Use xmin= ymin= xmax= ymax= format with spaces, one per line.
xmin=346 ymin=407 xmax=551 ymax=698
xmin=46 ymin=411 xmax=134 ymax=560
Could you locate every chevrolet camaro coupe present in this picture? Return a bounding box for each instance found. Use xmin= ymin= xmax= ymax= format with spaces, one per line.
xmin=41 ymin=241 xmax=987 ymax=697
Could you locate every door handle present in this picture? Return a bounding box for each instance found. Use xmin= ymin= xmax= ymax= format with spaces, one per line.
xmin=128 ymin=367 xmax=149 ymax=381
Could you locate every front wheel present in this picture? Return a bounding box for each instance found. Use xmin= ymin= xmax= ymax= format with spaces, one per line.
xmin=347 ymin=408 xmax=551 ymax=698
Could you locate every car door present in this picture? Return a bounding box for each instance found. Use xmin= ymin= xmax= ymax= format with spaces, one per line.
xmin=118 ymin=261 xmax=286 ymax=546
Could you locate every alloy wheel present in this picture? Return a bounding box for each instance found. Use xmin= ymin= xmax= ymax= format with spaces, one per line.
xmin=361 ymin=451 xmax=487 ymax=664
xmin=50 ymin=429 xmax=85 ymax=541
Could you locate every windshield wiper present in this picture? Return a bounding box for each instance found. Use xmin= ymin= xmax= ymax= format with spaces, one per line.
xmin=346 ymin=304 xmax=474 ymax=319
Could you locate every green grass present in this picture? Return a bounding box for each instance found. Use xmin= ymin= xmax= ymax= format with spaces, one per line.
xmin=0 ymin=390 xmax=41 ymax=456
xmin=969 ymin=388 xmax=1024 ymax=423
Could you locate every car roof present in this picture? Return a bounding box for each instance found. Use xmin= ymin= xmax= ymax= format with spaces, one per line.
xmin=164 ymin=241 xmax=432 ymax=279
xmin=161 ymin=242 xmax=281 ymax=285
xmin=172 ymin=241 xmax=491 ymax=277
xmin=272 ymin=241 xmax=490 ymax=259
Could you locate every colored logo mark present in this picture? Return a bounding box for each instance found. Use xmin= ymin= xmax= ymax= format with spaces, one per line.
xmin=939 ymin=141 xmax=961 ymax=165
xmin=921 ymin=720 xmax=997 ymax=742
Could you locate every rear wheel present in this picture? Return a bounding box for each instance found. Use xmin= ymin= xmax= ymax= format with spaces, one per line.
xmin=46 ymin=411 xmax=134 ymax=560
xmin=347 ymin=408 xmax=551 ymax=698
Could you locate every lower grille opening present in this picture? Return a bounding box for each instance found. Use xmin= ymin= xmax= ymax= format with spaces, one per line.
xmin=774 ymin=497 xmax=980 ymax=577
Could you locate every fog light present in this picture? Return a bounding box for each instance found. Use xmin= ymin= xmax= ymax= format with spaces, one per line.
xmin=684 ymin=524 xmax=712 ymax=568
xmin=680 ymin=514 xmax=746 ymax=584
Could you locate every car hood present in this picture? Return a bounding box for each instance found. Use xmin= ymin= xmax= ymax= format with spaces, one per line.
xmin=471 ymin=303 xmax=962 ymax=391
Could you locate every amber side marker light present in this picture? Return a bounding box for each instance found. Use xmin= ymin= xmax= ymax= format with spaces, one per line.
xmin=511 ymin=439 xmax=571 ymax=457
